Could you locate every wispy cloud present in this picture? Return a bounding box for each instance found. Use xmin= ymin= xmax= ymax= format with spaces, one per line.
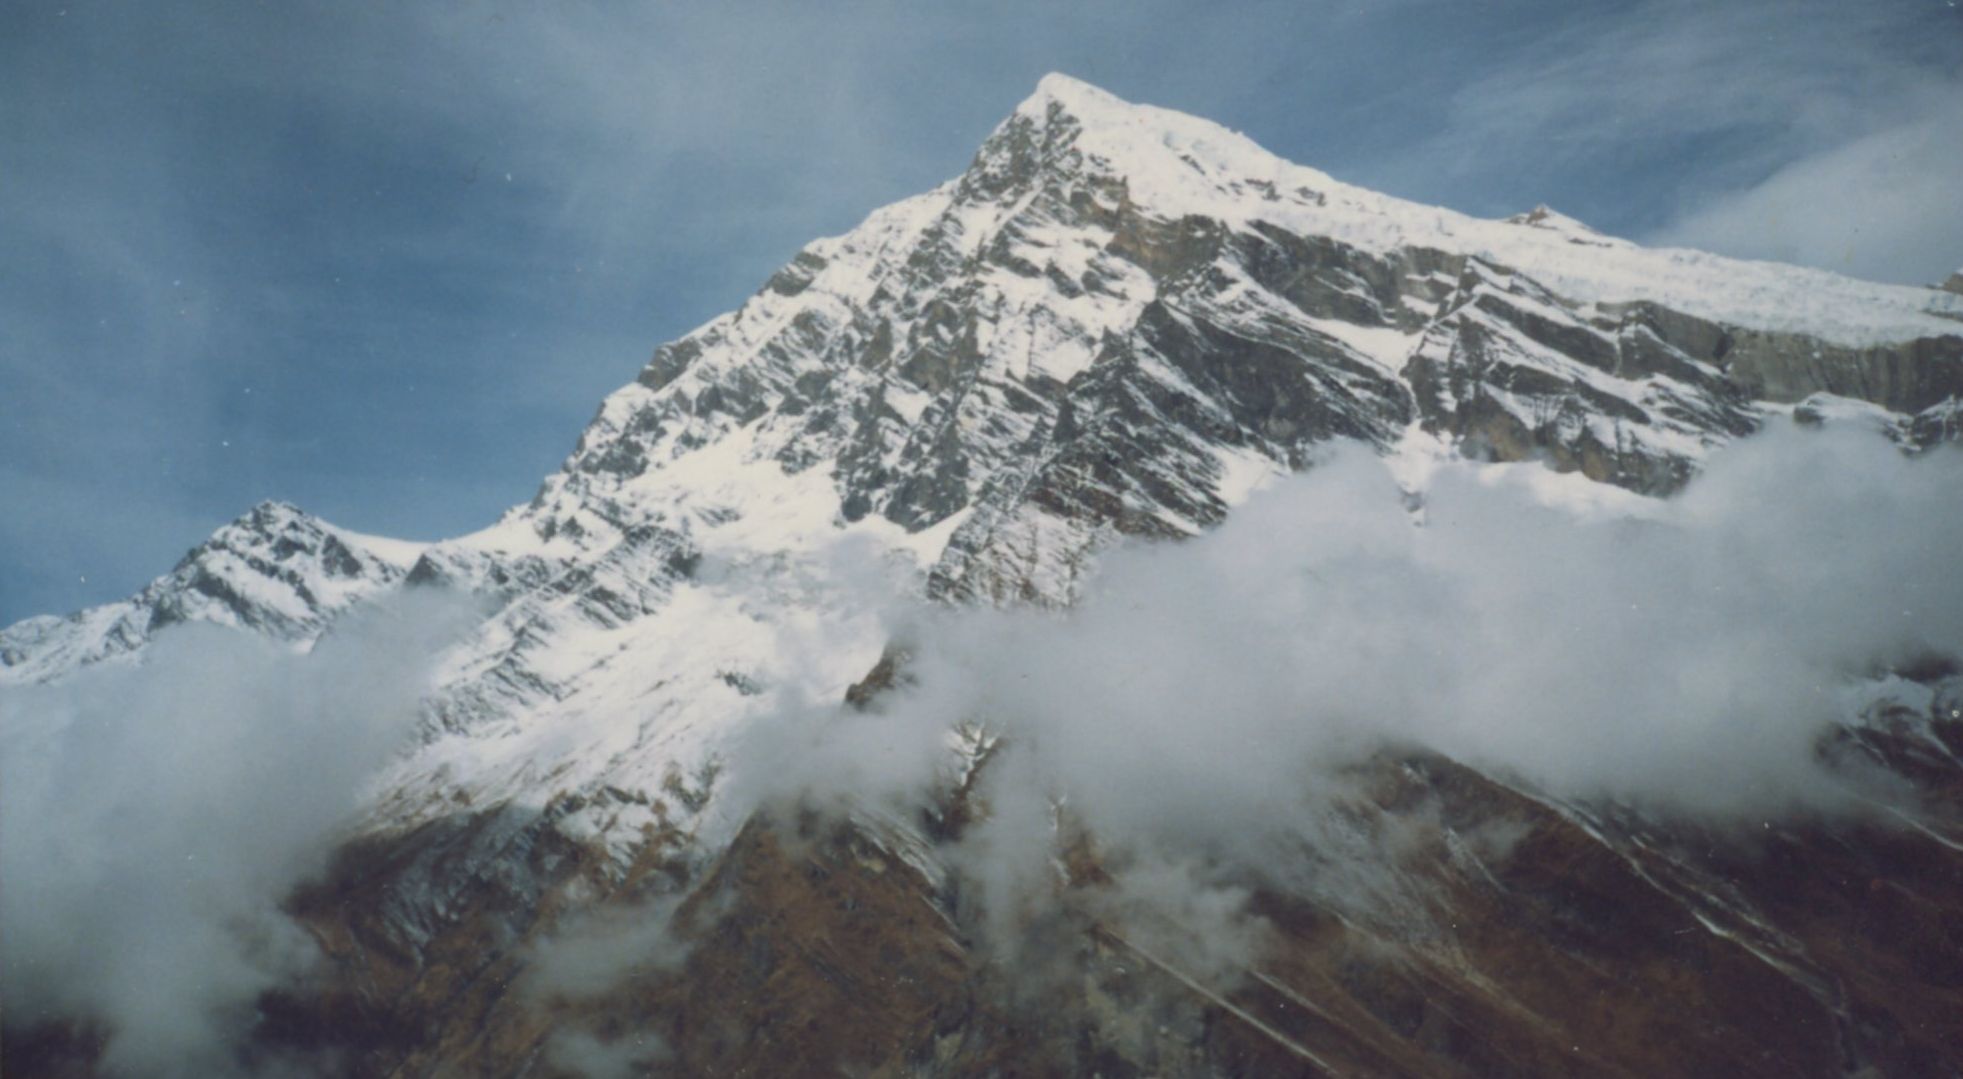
xmin=1363 ymin=0 xmax=1963 ymax=282
xmin=1652 ymin=90 xmax=1963 ymax=283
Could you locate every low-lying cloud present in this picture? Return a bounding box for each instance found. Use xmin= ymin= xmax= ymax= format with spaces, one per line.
xmin=0 ymin=590 xmax=474 ymax=1076
xmin=538 ymin=1029 xmax=668 ymax=1079
xmin=732 ymin=423 xmax=1963 ymax=970
xmin=522 ymin=895 xmax=690 ymax=1005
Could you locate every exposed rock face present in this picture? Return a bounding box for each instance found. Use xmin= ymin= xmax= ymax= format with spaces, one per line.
xmin=5 ymin=75 xmax=1963 ymax=1077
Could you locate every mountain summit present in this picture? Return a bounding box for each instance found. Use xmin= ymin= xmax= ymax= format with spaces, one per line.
xmin=6 ymin=76 xmax=1963 ymax=1077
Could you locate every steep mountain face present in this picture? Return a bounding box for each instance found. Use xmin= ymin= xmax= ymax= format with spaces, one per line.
xmin=6 ymin=75 xmax=1963 ymax=1077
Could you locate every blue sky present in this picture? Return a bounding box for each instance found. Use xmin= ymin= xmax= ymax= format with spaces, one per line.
xmin=4 ymin=0 xmax=1960 ymax=622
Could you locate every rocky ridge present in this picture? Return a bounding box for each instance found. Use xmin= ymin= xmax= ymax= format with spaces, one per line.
xmin=0 ymin=501 xmax=422 ymax=686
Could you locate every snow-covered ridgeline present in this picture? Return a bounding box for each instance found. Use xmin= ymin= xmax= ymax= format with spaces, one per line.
xmin=1014 ymin=74 xmax=1962 ymax=347
xmin=0 ymin=501 xmax=423 ymax=686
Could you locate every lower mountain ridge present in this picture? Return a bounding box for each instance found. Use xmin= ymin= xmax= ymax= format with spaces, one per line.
xmin=5 ymin=75 xmax=1963 ymax=1078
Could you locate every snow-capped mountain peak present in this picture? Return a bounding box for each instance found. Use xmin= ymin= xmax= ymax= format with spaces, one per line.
xmin=983 ymin=77 xmax=1963 ymax=347
xmin=14 ymin=75 xmax=1961 ymax=698
xmin=7 ymin=73 xmax=1963 ymax=1078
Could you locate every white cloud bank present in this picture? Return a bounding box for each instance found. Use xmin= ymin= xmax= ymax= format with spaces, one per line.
xmin=0 ymin=591 xmax=473 ymax=1077
xmin=738 ymin=423 xmax=1963 ymax=948
xmin=689 ymin=421 xmax=1963 ymax=995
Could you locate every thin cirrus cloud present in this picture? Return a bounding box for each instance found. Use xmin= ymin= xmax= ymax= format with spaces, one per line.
xmin=1651 ymin=92 xmax=1963 ymax=284
xmin=1390 ymin=0 xmax=1963 ymax=281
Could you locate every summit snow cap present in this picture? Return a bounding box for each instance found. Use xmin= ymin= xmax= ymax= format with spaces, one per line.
xmin=976 ymin=74 xmax=1963 ymax=345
